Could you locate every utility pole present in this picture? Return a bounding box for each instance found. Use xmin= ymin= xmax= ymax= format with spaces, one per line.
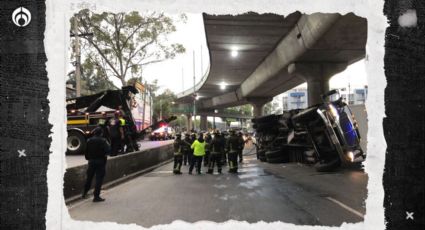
xmin=182 ymin=67 xmax=184 ymax=91
xmin=160 ymin=99 xmax=163 ymax=120
xmin=200 ymin=45 xmax=203 ymax=76
xmin=192 ymin=50 xmax=197 ymax=131
xmin=142 ymin=81 xmax=147 ymax=129
xmin=73 ymin=14 xmax=81 ymax=97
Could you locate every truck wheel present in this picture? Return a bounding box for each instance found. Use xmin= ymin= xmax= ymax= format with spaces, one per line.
xmin=266 ymin=156 xmax=288 ymax=164
xmin=265 ymin=149 xmax=282 ymax=159
xmin=314 ymin=158 xmax=341 ymax=172
xmin=67 ymin=131 xmax=86 ymax=155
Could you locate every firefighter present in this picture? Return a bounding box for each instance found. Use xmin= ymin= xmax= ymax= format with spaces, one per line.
xmin=173 ymin=134 xmax=184 ymax=174
xmin=182 ymin=133 xmax=192 ymax=165
xmin=207 ymin=131 xmax=224 ymax=174
xmin=188 ymin=133 xmax=197 ymax=166
xmin=220 ymin=131 xmax=229 ymax=165
xmin=108 ymin=112 xmax=125 ymax=156
xmin=237 ymin=131 xmax=245 ymax=163
xmin=204 ymin=133 xmax=212 ymax=166
xmin=226 ymin=130 xmax=240 ymax=173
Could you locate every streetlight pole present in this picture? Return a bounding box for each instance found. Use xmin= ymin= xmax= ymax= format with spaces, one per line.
xmin=160 ymin=99 xmax=163 ymax=120
xmin=193 ymin=50 xmax=196 ymax=131
xmin=73 ymin=14 xmax=81 ymax=97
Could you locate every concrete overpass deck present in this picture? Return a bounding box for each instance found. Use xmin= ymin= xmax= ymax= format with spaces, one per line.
xmin=176 ymin=12 xmax=366 ymax=118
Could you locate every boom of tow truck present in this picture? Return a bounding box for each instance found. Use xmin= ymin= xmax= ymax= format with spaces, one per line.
xmin=66 ymin=86 xmax=176 ymax=154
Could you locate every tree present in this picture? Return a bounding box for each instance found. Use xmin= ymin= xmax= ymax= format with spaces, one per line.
xmin=72 ymin=10 xmax=186 ymax=86
xmin=66 ymin=56 xmax=117 ymax=95
xmin=152 ymin=89 xmax=176 ymax=122
xmin=223 ymin=105 xmax=253 ymax=116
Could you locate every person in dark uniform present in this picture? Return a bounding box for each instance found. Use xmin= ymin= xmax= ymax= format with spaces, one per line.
xmin=82 ymin=127 xmax=111 ymax=202
xmin=220 ymin=131 xmax=229 ymax=165
xmin=237 ymin=132 xmax=245 ymax=163
xmin=226 ymin=130 xmax=240 ymax=173
xmin=173 ymin=134 xmax=184 ymax=174
xmin=188 ymin=133 xmax=197 ymax=167
xmin=108 ymin=112 xmax=125 ymax=156
xmin=203 ymin=133 xmax=212 ymax=166
xmin=182 ymin=133 xmax=192 ymax=165
xmin=207 ymin=131 xmax=224 ymax=174
xmin=98 ymin=113 xmax=110 ymax=143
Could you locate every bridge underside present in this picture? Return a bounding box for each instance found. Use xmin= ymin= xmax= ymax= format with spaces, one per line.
xmin=177 ymin=12 xmax=367 ymax=117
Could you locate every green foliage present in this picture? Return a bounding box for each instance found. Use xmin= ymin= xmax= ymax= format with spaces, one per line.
xmin=223 ymin=104 xmax=253 ymax=116
xmin=72 ymin=10 xmax=186 ymax=86
xmin=67 ymin=57 xmax=117 ymax=95
xmin=152 ymin=89 xmax=176 ymax=121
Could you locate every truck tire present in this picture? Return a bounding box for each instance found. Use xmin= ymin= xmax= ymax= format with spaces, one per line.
xmin=266 ymin=156 xmax=288 ymax=164
xmin=314 ymin=158 xmax=341 ymax=172
xmin=67 ymin=131 xmax=86 ymax=155
xmin=265 ymin=149 xmax=282 ymax=159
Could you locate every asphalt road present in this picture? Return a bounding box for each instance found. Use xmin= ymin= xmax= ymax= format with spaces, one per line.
xmin=68 ymin=145 xmax=367 ymax=227
xmin=66 ymin=140 xmax=174 ymax=168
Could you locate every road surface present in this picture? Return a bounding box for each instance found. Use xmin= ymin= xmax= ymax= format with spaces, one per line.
xmin=66 ymin=140 xmax=174 ymax=168
xmin=68 ymin=145 xmax=367 ymax=227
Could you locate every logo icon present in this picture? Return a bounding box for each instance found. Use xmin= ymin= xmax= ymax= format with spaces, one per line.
xmin=12 ymin=7 xmax=31 ymax=27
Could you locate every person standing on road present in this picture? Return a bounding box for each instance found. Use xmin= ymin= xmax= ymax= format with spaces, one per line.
xmin=108 ymin=112 xmax=125 ymax=156
xmin=237 ymin=132 xmax=245 ymax=163
xmin=182 ymin=133 xmax=192 ymax=165
xmin=207 ymin=131 xmax=224 ymax=174
xmin=189 ymin=133 xmax=206 ymax=174
xmin=172 ymin=134 xmax=184 ymax=174
xmin=82 ymin=127 xmax=111 ymax=202
xmin=188 ymin=133 xmax=197 ymax=166
xmin=203 ymin=133 xmax=212 ymax=166
xmin=226 ymin=130 xmax=240 ymax=173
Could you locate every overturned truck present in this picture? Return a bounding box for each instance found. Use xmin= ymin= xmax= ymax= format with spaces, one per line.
xmin=252 ymin=90 xmax=366 ymax=172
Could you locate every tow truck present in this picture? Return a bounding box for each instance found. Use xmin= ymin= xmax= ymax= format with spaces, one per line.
xmin=66 ymin=86 xmax=176 ymax=154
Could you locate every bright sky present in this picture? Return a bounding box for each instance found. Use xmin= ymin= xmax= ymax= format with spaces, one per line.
xmin=142 ymin=13 xmax=209 ymax=94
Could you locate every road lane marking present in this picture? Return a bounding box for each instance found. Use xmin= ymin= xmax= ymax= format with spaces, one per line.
xmin=326 ymin=197 xmax=364 ymax=218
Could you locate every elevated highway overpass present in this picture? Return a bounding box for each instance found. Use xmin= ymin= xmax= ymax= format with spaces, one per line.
xmin=176 ymin=12 xmax=366 ymax=130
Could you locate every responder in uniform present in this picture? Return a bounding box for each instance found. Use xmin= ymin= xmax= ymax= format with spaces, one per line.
xmin=207 ymin=131 xmax=224 ymax=174
xmin=204 ymin=133 xmax=212 ymax=166
xmin=189 ymin=133 xmax=206 ymax=174
xmin=173 ymin=134 xmax=184 ymax=174
xmin=226 ymin=130 xmax=240 ymax=173
xmin=188 ymin=133 xmax=197 ymax=166
xmin=237 ymin=131 xmax=245 ymax=163
xmin=182 ymin=133 xmax=192 ymax=165
xmin=108 ymin=112 xmax=125 ymax=156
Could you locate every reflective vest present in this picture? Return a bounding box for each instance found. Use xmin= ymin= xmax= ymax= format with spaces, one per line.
xmin=191 ymin=140 xmax=206 ymax=156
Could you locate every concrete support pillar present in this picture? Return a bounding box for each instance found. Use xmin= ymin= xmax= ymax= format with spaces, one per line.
xmin=186 ymin=114 xmax=192 ymax=131
xmin=288 ymin=62 xmax=347 ymax=106
xmin=253 ymin=104 xmax=264 ymax=117
xmin=248 ymin=97 xmax=272 ymax=117
xmin=200 ymin=115 xmax=208 ymax=131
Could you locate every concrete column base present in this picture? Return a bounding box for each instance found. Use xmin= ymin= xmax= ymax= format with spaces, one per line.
xmin=248 ymin=97 xmax=272 ymax=117
xmin=186 ymin=114 xmax=192 ymax=132
xmin=200 ymin=115 xmax=208 ymax=131
xmin=288 ymin=62 xmax=347 ymax=106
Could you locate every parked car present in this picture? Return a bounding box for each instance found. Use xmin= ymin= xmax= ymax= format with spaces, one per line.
xmin=149 ymin=126 xmax=175 ymax=141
